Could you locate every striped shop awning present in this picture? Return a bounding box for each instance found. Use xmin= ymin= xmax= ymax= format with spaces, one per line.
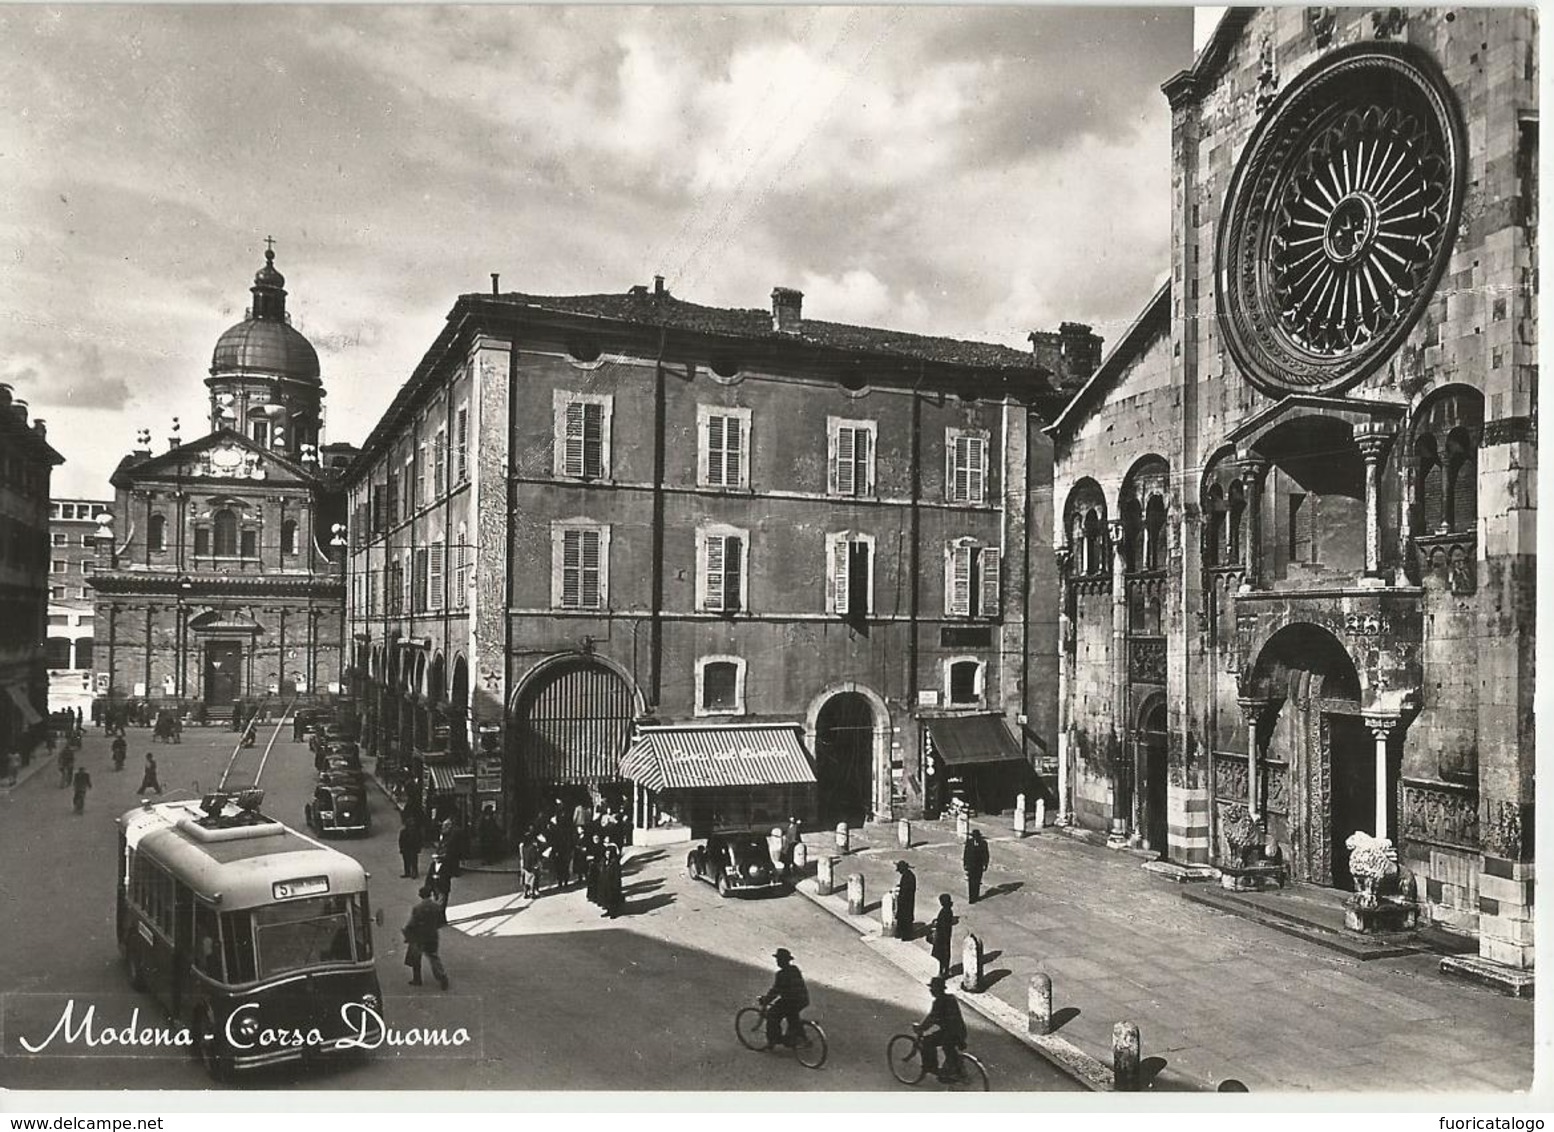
xmin=620 ymin=724 xmax=816 ymax=793
xmin=424 ymin=764 xmax=462 ymax=794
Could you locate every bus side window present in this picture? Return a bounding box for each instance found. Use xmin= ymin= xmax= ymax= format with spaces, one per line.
xmin=194 ymin=903 xmax=222 ymax=980
xmin=221 ymin=912 xmax=256 ymax=984
xmin=352 ymin=894 xmax=373 ymax=961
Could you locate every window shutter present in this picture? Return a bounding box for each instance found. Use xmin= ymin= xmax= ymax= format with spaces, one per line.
xmin=949 ymin=543 xmax=972 ymax=616
xmin=456 ymin=408 xmax=469 ymax=482
xmin=562 ymin=529 xmax=582 ymax=608
xmin=725 ymin=416 xmax=742 ymax=486
xmin=581 ymin=529 xmax=601 ymax=608
xmin=969 ymin=437 xmax=986 ymax=502
xmin=854 ymin=428 xmax=871 ymax=495
xmin=836 ymin=428 xmax=856 ymax=496
xmin=428 ymin=545 xmax=445 ymax=611
xmin=582 ymin=403 xmax=603 ymax=479
xmin=979 ymin=546 xmax=1001 ymax=618
xmin=830 ymin=535 xmax=849 ymax=615
xmin=704 ymin=535 xmax=725 ymax=611
xmin=706 ymin=415 xmax=725 ymax=485
xmin=951 ymin=436 xmax=970 ymax=502
xmin=564 ymin=402 xmax=585 ymax=477
xmin=725 ymin=536 xmax=743 ymax=611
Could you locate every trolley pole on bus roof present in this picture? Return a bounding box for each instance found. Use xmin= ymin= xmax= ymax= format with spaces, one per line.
xmin=252 ymin=693 xmax=300 ymax=789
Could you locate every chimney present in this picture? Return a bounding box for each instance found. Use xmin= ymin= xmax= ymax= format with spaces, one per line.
xmin=32 ymin=418 xmax=46 ymax=440
xmin=1058 ymin=321 xmax=1103 ymax=387
xmin=653 ymin=274 xmax=666 ymax=298
xmin=0 ymin=382 xmax=12 ymax=409
xmin=12 ymin=398 xmax=28 ymax=425
xmin=491 ymin=273 xmax=500 ymax=296
xmin=771 ymin=287 xmax=804 ymax=334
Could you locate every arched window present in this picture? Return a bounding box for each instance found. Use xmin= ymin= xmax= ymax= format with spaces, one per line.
xmin=213 ymin=509 xmax=238 ymax=556
xmin=1083 ymin=511 xmax=1105 ymax=575
xmin=281 ymin=519 xmax=298 ymax=557
xmin=1204 ymin=484 xmax=1226 ymax=566
xmin=1144 ymin=495 xmax=1167 ymax=571
xmin=1415 ymin=433 xmax=1443 ymax=532
xmin=1227 ymin=481 xmax=1246 ymax=562
xmin=1063 ymin=480 xmax=1108 ymax=577
xmin=148 ymin=514 xmax=166 ymax=552
xmin=695 ymin=656 xmax=746 ymax=715
xmin=1445 ymin=426 xmax=1476 ymax=532
xmin=1412 ymin=386 xmax=1482 ymax=537
xmin=946 ymin=658 xmax=984 ymax=706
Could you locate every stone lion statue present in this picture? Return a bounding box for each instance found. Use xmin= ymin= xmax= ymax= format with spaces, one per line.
xmin=1345 ymin=831 xmax=1401 ymax=908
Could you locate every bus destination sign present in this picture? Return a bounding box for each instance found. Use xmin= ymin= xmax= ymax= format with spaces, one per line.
xmin=273 ymin=875 xmax=331 ymax=900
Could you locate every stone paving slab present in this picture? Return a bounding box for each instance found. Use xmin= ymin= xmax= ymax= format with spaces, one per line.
xmin=795 ymin=818 xmax=1535 ymax=1094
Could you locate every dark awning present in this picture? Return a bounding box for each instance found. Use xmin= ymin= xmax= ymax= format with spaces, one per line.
xmin=621 ymin=724 xmax=816 ymax=793
xmin=924 ymin=714 xmax=1028 ymax=767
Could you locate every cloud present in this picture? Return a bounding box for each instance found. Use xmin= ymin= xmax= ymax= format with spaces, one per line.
xmin=2 ymin=341 xmax=131 ymax=412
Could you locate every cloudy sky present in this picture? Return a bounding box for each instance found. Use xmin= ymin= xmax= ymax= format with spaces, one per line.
xmin=0 ymin=5 xmax=1192 ymax=499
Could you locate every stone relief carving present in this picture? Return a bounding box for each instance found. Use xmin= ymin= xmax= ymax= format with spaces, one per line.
xmin=1129 ymin=638 xmax=1167 ymax=684
xmin=1256 ymin=38 xmax=1280 ymax=114
xmin=1482 ymin=800 xmax=1529 ymax=861
xmin=1401 ymin=780 xmax=1479 ymax=850
xmin=1213 ymin=753 xmax=1249 ymax=803
xmin=1307 ymin=7 xmax=1337 ymax=47
xmin=1267 ymin=762 xmax=1290 ymax=814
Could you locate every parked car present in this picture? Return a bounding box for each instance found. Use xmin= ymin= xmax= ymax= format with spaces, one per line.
xmin=305 ymin=783 xmax=370 ymax=837
xmin=686 ymin=830 xmax=787 ymax=898
xmin=320 ymin=747 xmax=362 ymax=769
xmin=293 ymin=707 xmax=331 ymax=742
xmin=318 ymin=767 xmax=366 ymax=790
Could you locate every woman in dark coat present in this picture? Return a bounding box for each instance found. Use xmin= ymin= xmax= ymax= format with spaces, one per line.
xmin=894 ymin=860 xmax=917 ymax=940
xmin=963 ymin=829 xmax=991 ymax=903
xmin=931 ymin=894 xmax=956 ymax=976
xmin=598 ymin=841 xmax=623 ymax=918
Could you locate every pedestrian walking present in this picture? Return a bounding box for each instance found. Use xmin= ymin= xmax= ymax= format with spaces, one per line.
xmin=584 ymin=833 xmax=604 ymax=904
xmin=894 ymin=860 xmax=918 ymax=940
xmin=398 ymin=816 xmax=423 ymax=878
xmin=931 ymin=894 xmax=956 ymax=976
xmin=58 ymin=745 xmax=76 ymax=789
xmin=427 ymin=852 xmax=454 ymax=904
xmin=111 ymin=735 xmax=127 ymax=771
xmin=520 ymin=837 xmax=541 ymax=899
xmin=599 ymin=840 xmax=623 ymax=918
xmin=402 ymin=886 xmax=450 ymax=990
xmin=138 ymin=752 xmax=162 ymax=795
xmin=172 ymin=714 xmax=183 ymax=744
xmin=963 ymin=829 xmax=990 ymax=903
xmin=71 ymin=766 xmax=92 ymax=815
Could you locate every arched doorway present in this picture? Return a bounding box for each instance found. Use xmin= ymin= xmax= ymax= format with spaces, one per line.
xmin=814 ymin=693 xmax=875 ymax=827
xmin=1138 ymin=695 xmax=1169 ymax=856
xmin=1245 ymin=623 xmax=1369 ymax=889
xmin=512 ymin=658 xmax=636 ymax=815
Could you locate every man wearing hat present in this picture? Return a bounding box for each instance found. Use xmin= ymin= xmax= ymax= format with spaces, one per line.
xmin=917 ymin=976 xmax=968 ymax=1081
xmin=759 ymin=948 xmax=810 ymax=1048
xmin=893 ymin=860 xmax=918 ymax=940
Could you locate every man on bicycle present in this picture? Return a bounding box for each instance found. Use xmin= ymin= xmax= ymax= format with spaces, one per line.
xmin=918 ymin=975 xmax=968 ymax=1081
xmin=760 ymin=948 xmax=809 ymax=1047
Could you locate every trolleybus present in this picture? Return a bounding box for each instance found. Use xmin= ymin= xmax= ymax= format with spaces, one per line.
xmin=116 ymin=792 xmax=384 ymax=1079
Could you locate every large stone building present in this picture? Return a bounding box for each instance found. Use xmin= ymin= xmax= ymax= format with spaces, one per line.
xmin=345 ymin=280 xmax=1095 ymax=839
xmin=0 ymin=384 xmax=63 ymax=758
xmin=46 ymin=497 xmax=112 ymax=713
xmin=1049 ymin=7 xmax=1536 ymax=982
xmin=90 ymin=246 xmax=355 ymax=716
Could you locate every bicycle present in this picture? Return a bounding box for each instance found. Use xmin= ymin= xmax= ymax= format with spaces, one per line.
xmin=734 ymin=1001 xmax=829 ymax=1069
xmin=886 ymin=1025 xmax=990 ymax=1090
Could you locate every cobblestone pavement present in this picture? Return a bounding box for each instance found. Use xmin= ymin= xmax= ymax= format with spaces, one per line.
xmin=800 ymin=818 xmax=1536 ymax=1094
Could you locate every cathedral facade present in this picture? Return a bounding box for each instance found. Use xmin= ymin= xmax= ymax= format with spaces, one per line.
xmin=90 ymin=248 xmax=354 ymax=717
xmin=1050 ymin=8 xmax=1536 ymax=979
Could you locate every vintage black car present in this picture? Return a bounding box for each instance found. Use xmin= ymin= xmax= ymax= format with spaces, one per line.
xmin=305 ymin=783 xmax=370 ymax=837
xmin=293 ymin=707 xmax=332 ymax=743
xmin=685 ymin=830 xmax=787 ymax=898
xmin=319 ymin=746 xmax=362 ymax=769
xmin=317 ymin=767 xmax=367 ymax=790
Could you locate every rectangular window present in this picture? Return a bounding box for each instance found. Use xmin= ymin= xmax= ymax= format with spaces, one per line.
xmin=428 ymin=544 xmax=445 ymax=612
xmin=565 ymin=403 xmax=603 ymax=479
xmin=946 ymin=542 xmax=1001 ymax=618
xmin=556 ymin=526 xmax=606 ymax=610
xmin=433 ymin=430 xmax=447 ymax=498
xmin=81 ymin=533 xmax=94 ymax=547
xmin=698 ymin=659 xmax=742 ymax=715
xmin=413 ymin=548 xmax=429 ymax=611
xmin=51 ymin=560 xmax=66 ymax=573
xmin=194 ymin=528 xmax=210 ymax=557
xmin=702 ymin=532 xmax=745 ymax=613
xmin=455 ymin=407 xmax=469 ymax=484
xmin=453 ymin=534 xmax=469 ymax=609
xmin=80 ymin=561 xmax=93 ymax=574
xmin=240 ymin=529 xmax=257 ymax=558
xmin=252 ymin=419 xmax=270 ymax=448
xmin=829 ymin=419 xmax=876 ymax=497
xmin=51 ymin=533 xmax=65 ymax=546
xmin=409 ymin=452 xmax=421 ymax=512
xmin=699 ymin=406 xmax=751 ymax=489
xmin=828 ymin=534 xmax=874 ymax=616
xmin=946 ymin=431 xmax=988 ymax=504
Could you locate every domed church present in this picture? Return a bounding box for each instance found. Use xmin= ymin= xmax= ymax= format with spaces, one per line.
xmin=88 ymin=241 xmax=359 ymax=718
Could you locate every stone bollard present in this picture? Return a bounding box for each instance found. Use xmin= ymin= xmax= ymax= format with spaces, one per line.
xmin=834 ymin=822 xmax=849 ymax=852
xmin=1113 ymin=1021 xmax=1142 ymax=1092
xmin=960 ymin=932 xmax=984 ymax=993
xmin=816 ymin=855 xmax=837 ymax=896
xmin=955 ymin=811 xmax=970 ymax=842
xmin=846 ymin=873 xmax=866 ymax=915
xmin=1014 ymin=793 xmax=1031 ymax=838
xmin=1035 ymin=797 xmax=1047 ymax=829
xmin=792 ymin=841 xmax=809 ymax=872
xmin=897 ymin=819 xmax=912 ymax=849
xmin=881 ymin=888 xmax=898 ymax=938
xmin=1028 ymin=972 xmax=1054 ymax=1035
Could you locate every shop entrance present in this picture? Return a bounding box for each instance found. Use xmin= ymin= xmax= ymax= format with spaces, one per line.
xmin=203 ymin=642 xmax=242 ymax=706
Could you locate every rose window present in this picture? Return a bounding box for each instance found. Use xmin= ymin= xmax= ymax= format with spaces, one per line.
xmin=1217 ymin=46 xmax=1464 ymax=396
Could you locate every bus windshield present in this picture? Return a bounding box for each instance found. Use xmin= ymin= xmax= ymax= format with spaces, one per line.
xmin=246 ymin=894 xmax=364 ymax=981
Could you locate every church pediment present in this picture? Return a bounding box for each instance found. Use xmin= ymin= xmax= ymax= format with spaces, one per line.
xmin=115 ymin=429 xmax=317 ymax=488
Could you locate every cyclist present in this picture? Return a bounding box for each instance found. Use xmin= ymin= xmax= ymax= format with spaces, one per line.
xmin=759 ymin=947 xmax=809 ymax=1048
xmin=918 ymin=975 xmax=968 ymax=1081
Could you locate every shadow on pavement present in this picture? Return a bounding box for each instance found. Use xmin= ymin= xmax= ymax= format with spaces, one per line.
xmin=981 ymin=881 xmax=1025 ymax=900
xmin=1048 ymin=1005 xmax=1081 ymax=1032
xmin=617 ymin=892 xmax=675 ymax=916
xmin=981 ymin=968 xmax=1012 ymax=990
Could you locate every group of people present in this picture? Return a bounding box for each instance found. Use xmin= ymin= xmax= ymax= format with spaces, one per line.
xmin=890 ymin=828 xmax=992 ymax=977
xmin=151 ymin=709 xmax=183 ymax=744
xmin=514 ymin=795 xmax=629 ymax=899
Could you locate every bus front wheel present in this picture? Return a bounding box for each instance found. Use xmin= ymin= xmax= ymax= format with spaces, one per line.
xmin=193 ymin=1008 xmax=232 ymax=1082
